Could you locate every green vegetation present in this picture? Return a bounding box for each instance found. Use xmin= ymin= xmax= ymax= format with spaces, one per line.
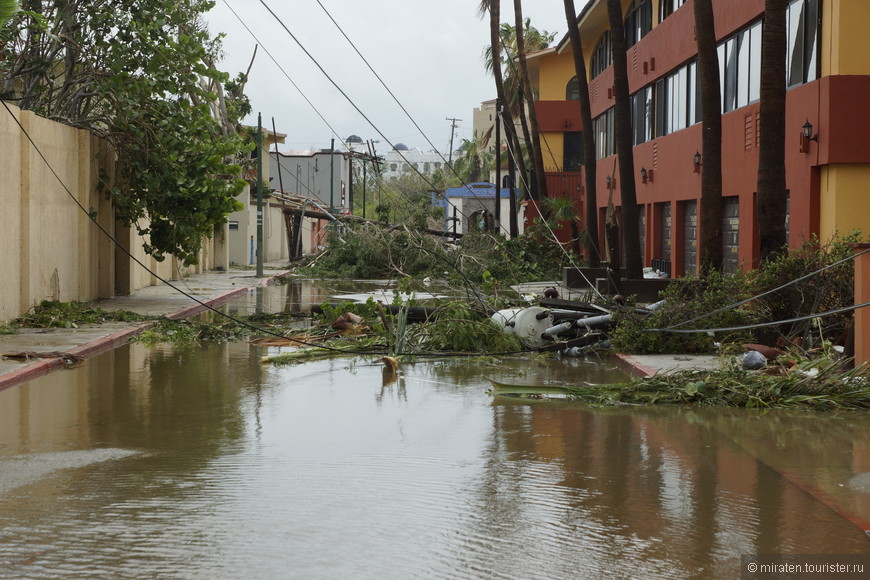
xmin=494 ymin=354 xmax=870 ymax=411
xmin=609 ymin=232 xmax=864 ymax=355
xmin=12 ymin=300 xmax=150 ymax=330
xmin=305 ymin=220 xmax=580 ymax=292
xmin=2 ymin=0 xmax=250 ymax=265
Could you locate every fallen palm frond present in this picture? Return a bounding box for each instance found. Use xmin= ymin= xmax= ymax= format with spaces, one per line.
xmin=491 ymin=356 xmax=870 ymax=411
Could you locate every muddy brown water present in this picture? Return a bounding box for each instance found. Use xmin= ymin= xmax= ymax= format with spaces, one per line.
xmin=0 ymin=281 xmax=868 ymax=578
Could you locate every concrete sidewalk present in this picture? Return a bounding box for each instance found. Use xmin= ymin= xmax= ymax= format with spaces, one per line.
xmin=612 ymin=352 xmax=724 ymax=378
xmin=0 ymin=264 xmax=291 ymax=391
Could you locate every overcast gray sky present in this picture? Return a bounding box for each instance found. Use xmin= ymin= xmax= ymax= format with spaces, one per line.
xmin=205 ymin=0 xmax=579 ymax=154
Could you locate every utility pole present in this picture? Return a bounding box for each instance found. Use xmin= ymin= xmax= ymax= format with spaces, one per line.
xmin=494 ymin=100 xmax=501 ymax=236
xmin=256 ymin=113 xmax=264 ymax=277
xmin=446 ymin=116 xmax=461 ymax=166
xmin=329 ymin=137 xmax=335 ymax=212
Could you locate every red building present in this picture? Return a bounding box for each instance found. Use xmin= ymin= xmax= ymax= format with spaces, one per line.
xmin=528 ymin=0 xmax=870 ymax=276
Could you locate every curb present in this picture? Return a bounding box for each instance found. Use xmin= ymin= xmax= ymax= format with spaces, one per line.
xmin=610 ymin=353 xmax=659 ymax=378
xmin=0 ymin=271 xmax=291 ymax=392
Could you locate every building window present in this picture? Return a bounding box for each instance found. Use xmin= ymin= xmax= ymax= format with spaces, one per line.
xmin=229 ymin=221 xmax=239 ymax=231
xmin=591 ymin=30 xmax=611 ymax=79
xmin=593 ymin=109 xmax=615 ymax=160
xmin=390 ymin=163 xmax=397 ymax=171
xmin=424 ymin=162 xmax=430 ymax=172
xmin=564 ymin=132 xmax=583 ymax=171
xmin=631 ymin=86 xmax=653 ymax=146
xmin=787 ymin=0 xmax=819 ymax=87
xmin=653 ymin=59 xmax=700 ymax=138
xmin=566 ymin=76 xmax=580 ymax=100
xmin=625 ymin=0 xmax=652 ymax=48
xmin=660 ymin=0 xmax=687 ymax=22
xmin=717 ymin=20 xmax=763 ymax=114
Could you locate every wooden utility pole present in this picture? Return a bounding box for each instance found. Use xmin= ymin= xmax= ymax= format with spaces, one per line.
xmin=256 ymin=113 xmax=264 ymax=277
xmin=446 ymin=117 xmax=461 ymax=165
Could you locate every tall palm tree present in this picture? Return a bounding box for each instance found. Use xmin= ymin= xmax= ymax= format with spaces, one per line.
xmin=511 ymin=1 xmax=549 ymax=201
xmin=694 ymin=0 xmax=723 ymax=272
xmin=486 ymin=20 xmax=554 ymax=202
xmin=757 ymin=0 xmax=788 ymax=262
xmin=563 ymin=0 xmax=600 ymax=267
xmin=479 ymin=0 xmax=521 ymax=237
xmin=454 ymin=130 xmax=494 ymax=184
xmin=0 ymin=0 xmax=18 ymax=26
xmin=605 ymin=0 xmax=642 ymax=279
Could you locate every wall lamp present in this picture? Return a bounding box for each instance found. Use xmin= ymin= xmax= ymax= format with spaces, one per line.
xmin=640 ymin=166 xmax=653 ymax=184
xmin=693 ymin=151 xmax=702 ymax=173
xmin=605 ymin=175 xmax=614 ymax=189
xmin=801 ymin=119 xmax=818 ymax=153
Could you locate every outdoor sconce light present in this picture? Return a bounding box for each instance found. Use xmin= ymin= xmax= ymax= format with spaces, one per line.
xmin=693 ymin=151 xmax=702 ymax=173
xmin=801 ymin=119 xmax=818 ymax=153
xmin=605 ymin=175 xmax=613 ymax=189
xmin=640 ymin=167 xmax=653 ymax=184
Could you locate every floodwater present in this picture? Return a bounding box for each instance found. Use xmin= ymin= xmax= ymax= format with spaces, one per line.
xmin=0 ymin=282 xmax=869 ymax=579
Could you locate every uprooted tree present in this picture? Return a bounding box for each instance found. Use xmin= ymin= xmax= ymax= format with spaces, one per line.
xmin=1 ymin=0 xmax=251 ymax=265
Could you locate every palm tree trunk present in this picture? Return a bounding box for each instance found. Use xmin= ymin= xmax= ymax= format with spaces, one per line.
xmin=757 ymin=0 xmax=788 ymax=262
xmin=694 ymin=0 xmax=723 ymax=272
xmin=605 ymin=0 xmax=642 ymax=279
xmin=512 ymin=0 xmax=549 ymax=202
xmin=563 ymin=0 xmax=600 ymax=267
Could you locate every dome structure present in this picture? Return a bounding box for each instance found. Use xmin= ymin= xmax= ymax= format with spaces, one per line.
xmin=345 ymin=134 xmax=363 ymax=144
xmin=393 ymin=143 xmax=410 ymax=151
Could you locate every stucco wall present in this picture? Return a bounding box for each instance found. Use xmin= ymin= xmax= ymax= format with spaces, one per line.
xmin=1 ymin=104 xmax=224 ymax=321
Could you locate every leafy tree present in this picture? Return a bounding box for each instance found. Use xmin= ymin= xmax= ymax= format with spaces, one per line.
xmin=1 ymin=0 xmax=250 ymax=265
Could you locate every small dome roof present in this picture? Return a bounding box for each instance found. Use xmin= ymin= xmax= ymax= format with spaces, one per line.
xmin=393 ymin=142 xmax=409 ymax=151
xmin=346 ymin=134 xmax=363 ymax=144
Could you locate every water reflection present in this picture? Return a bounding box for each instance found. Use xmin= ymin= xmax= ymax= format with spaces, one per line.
xmin=0 ymin=284 xmax=868 ymax=578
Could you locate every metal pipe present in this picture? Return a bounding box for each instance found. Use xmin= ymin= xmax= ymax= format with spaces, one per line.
xmin=541 ymin=321 xmax=574 ymax=341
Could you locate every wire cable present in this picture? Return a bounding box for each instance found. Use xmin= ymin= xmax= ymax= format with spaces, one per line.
xmin=645 ymin=300 xmax=870 ymax=334
xmin=249 ymin=0 xmax=490 ymax=220
xmin=2 ymin=100 xmax=531 ymax=358
xmin=661 ymin=247 xmax=870 ymax=330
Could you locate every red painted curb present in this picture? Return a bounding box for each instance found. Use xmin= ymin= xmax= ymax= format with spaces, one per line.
xmin=610 ymin=353 xmax=658 ymax=378
xmin=0 ymin=272 xmax=289 ymax=392
xmin=165 ymin=287 xmax=249 ymax=320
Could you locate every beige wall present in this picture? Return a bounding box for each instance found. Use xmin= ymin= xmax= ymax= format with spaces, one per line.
xmin=1 ymin=104 xmax=223 ymax=321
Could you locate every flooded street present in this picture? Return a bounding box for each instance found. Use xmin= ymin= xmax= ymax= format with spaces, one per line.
xmin=0 ymin=282 xmax=868 ymax=578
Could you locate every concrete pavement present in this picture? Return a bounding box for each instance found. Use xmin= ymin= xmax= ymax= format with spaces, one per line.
xmin=0 ymin=264 xmax=291 ymax=391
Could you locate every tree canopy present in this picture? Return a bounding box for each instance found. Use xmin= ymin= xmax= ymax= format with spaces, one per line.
xmin=1 ymin=0 xmax=250 ymax=265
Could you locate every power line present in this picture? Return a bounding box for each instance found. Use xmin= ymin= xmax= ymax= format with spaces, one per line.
xmin=1 ymin=100 xmax=528 ymax=357
xmin=249 ymin=0 xmax=491 ymax=219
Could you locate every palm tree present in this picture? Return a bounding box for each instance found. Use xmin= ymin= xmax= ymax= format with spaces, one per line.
xmin=485 ymin=20 xmax=554 ymax=202
xmin=563 ymin=0 xmax=600 ymax=267
xmin=757 ymin=0 xmax=788 ymax=262
xmin=479 ymin=0 xmax=521 ymax=237
xmin=0 ymin=0 xmax=19 ymax=26
xmin=454 ymin=130 xmax=494 ymax=184
xmin=605 ymin=0 xmax=642 ymax=279
xmin=511 ymin=1 xmax=549 ymax=202
xmin=694 ymin=0 xmax=723 ymax=271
